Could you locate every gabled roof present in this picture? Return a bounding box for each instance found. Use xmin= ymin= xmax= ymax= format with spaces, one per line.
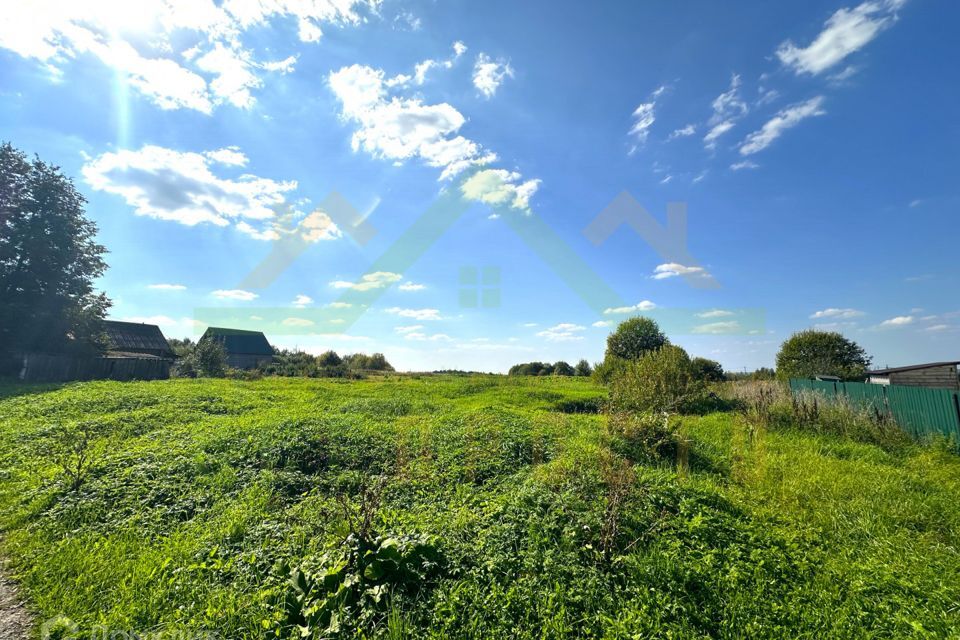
xmin=104 ymin=320 xmax=174 ymax=357
xmin=867 ymin=361 xmax=960 ymax=375
xmin=201 ymin=327 xmax=273 ymax=356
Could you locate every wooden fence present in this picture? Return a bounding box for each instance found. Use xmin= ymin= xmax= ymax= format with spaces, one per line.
xmin=18 ymin=353 xmax=171 ymax=383
xmin=789 ymin=378 xmax=960 ymax=442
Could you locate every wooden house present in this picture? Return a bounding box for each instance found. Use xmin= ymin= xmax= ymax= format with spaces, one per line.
xmin=104 ymin=320 xmax=175 ymax=359
xmin=201 ymin=327 xmax=274 ymax=369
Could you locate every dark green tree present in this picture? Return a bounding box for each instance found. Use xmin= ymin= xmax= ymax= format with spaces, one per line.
xmin=317 ymin=350 xmax=342 ymax=367
xmin=775 ymin=330 xmax=871 ymax=381
xmin=574 ymin=359 xmax=593 ymax=377
xmin=552 ymin=361 xmax=575 ymax=376
xmin=0 ymin=143 xmax=110 ymax=355
xmin=605 ymin=317 xmax=668 ymax=361
xmin=691 ymin=357 xmax=725 ymax=382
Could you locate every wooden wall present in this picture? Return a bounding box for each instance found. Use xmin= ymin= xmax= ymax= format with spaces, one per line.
xmin=18 ymin=353 xmax=170 ymax=383
xmin=888 ymin=365 xmax=959 ymax=390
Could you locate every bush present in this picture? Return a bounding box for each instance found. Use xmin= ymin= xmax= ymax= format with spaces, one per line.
xmin=174 ymin=339 xmax=226 ymax=378
xmin=607 ymin=345 xmax=706 ymax=416
xmin=775 ymin=330 xmax=871 ymax=381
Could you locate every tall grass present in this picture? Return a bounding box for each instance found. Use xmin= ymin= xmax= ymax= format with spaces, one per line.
xmin=0 ymin=376 xmax=957 ymax=638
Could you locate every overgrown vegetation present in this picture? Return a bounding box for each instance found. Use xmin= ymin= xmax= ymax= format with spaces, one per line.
xmin=1 ymin=375 xmax=957 ymax=638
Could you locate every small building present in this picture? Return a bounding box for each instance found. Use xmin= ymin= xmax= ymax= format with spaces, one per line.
xmin=866 ymin=361 xmax=960 ymax=390
xmin=201 ymin=327 xmax=274 ymax=369
xmin=104 ymin=320 xmax=175 ymax=359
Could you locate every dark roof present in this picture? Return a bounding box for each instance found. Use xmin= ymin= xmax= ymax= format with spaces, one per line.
xmin=866 ymin=361 xmax=960 ymax=375
xmin=201 ymin=327 xmax=273 ymax=356
xmin=104 ymin=320 xmax=174 ymax=357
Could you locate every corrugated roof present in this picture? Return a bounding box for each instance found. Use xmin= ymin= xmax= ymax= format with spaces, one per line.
xmin=201 ymin=327 xmax=273 ymax=356
xmin=866 ymin=361 xmax=960 ymax=375
xmin=104 ymin=320 xmax=174 ymax=357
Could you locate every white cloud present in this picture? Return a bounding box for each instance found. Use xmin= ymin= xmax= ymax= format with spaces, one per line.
xmin=472 ymin=53 xmax=513 ymax=98
xmin=603 ymin=301 xmax=657 ymax=315
xmin=292 ymin=294 xmax=313 ymax=307
xmin=330 ymin=271 xmax=402 ymax=291
xmin=536 ymin=323 xmax=586 ymax=342
xmin=703 ymin=74 xmax=748 ymax=150
xmin=669 ymin=124 xmax=696 ymax=139
xmin=261 ymin=55 xmax=297 ymax=74
xmin=703 ymin=121 xmax=736 ymax=150
xmin=282 ymin=317 xmax=315 ymax=327
xmin=147 ymin=283 xmax=186 ymax=291
xmin=924 ymin=324 xmax=950 ymax=332
xmin=692 ymin=321 xmax=741 ymax=334
xmin=592 ymin=320 xmax=612 ymax=328
xmin=412 ymin=41 xmax=468 ymax=85
xmin=203 ymin=146 xmax=248 ymax=166
xmin=386 ymin=307 xmax=443 ymax=321
xmin=522 ymin=322 xmax=538 ymax=328
xmin=0 ymin=0 xmax=378 ymax=112
xmin=398 ymin=281 xmax=426 ymax=291
xmin=83 ymin=145 xmax=339 ymax=241
xmin=327 ymin=302 xmax=353 ymax=309
xmin=212 ymin=289 xmax=258 ymax=301
xmin=461 ymin=169 xmax=540 ymax=213
xmin=730 ymin=160 xmax=759 ymax=171
xmin=811 ymin=308 xmax=865 ymax=319
xmin=652 ymin=263 xmax=710 ymax=280
xmin=776 ymin=0 xmax=906 ymax=75
xmin=697 ymin=309 xmax=735 ymax=318
xmin=739 ymin=96 xmax=826 ymax=156
xmin=880 ymin=315 xmax=914 ymax=327
xmin=395 ymin=324 xmax=424 ymax=334
xmin=405 ymin=332 xmax=453 ymax=342
xmin=194 ymin=41 xmax=260 ymax=108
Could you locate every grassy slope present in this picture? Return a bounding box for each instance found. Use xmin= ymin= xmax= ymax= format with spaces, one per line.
xmin=0 ymin=376 xmax=958 ymax=638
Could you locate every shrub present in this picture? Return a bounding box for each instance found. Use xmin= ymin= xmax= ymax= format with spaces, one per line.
xmin=508 ymin=362 xmax=553 ymax=376
xmin=174 ymin=338 xmax=226 ymax=378
xmin=607 ymin=345 xmax=706 ymax=416
xmin=775 ymin=330 xmax=871 ymax=381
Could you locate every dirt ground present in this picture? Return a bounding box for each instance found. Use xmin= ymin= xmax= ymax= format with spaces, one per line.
xmin=0 ymin=557 xmax=31 ymax=640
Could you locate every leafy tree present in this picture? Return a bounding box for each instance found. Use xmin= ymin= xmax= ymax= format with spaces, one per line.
xmin=552 ymin=361 xmax=575 ymax=376
xmin=0 ymin=142 xmax=110 ymax=355
xmin=318 ymin=350 xmax=342 ymax=367
xmin=775 ymin=330 xmax=871 ymax=381
xmin=605 ymin=317 xmax=668 ymax=361
xmin=691 ymin=357 xmax=725 ymax=382
xmin=574 ymin=359 xmax=593 ymax=377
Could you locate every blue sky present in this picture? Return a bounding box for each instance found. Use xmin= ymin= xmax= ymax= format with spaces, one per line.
xmin=2 ymin=0 xmax=957 ymax=372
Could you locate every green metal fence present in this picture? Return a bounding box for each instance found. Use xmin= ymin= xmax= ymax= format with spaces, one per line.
xmin=788 ymin=378 xmax=960 ymax=442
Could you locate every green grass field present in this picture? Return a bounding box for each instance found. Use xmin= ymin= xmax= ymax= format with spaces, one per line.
xmin=1 ymin=376 xmax=959 ymax=638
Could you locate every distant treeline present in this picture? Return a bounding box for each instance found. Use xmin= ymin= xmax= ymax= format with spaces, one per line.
xmin=508 ymin=360 xmax=593 ymax=377
xmin=260 ymin=349 xmax=394 ymax=378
